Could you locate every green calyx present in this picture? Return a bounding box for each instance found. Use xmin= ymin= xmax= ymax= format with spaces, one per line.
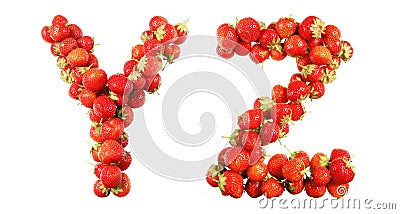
xmin=310 ymin=18 xmax=325 ymax=39
xmin=175 ymin=19 xmax=189 ymax=34
xmin=60 ymin=69 xmax=74 ymax=84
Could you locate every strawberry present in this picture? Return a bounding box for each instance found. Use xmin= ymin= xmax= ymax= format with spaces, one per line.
xmin=82 ymin=68 xmax=107 ymax=92
xmin=149 ymin=16 xmax=168 ymax=31
xmin=50 ymin=23 xmax=70 ymax=42
xmin=296 ymin=54 xmax=311 ymax=71
xmin=50 ymin=42 xmax=61 ymax=56
xmin=270 ymin=45 xmax=287 ymax=61
xmin=131 ymin=75 xmax=146 ymax=90
xmin=301 ymin=64 xmax=323 ymax=82
xmin=308 ymin=37 xmax=324 ymax=49
xmin=143 ymin=38 xmax=162 ymax=55
xmin=298 ymin=16 xmax=325 ymax=40
xmin=154 ymin=23 xmax=177 ymax=43
xmin=93 ymin=180 xmax=110 ymax=197
xmin=137 ymin=56 xmax=162 ymax=78
xmin=117 ymin=151 xmax=132 ymax=171
xmin=284 ymin=35 xmax=308 ymax=57
xmin=90 ymin=125 xmax=104 ymax=143
xmin=131 ymin=44 xmax=145 ymax=61
xmin=310 ymin=152 xmax=329 ymax=170
xmin=98 ymin=139 xmax=125 ymax=164
xmin=66 ymin=48 xmax=89 ymax=68
xmin=108 ymin=73 xmax=129 ymax=95
xmin=329 ymin=55 xmax=341 ymax=69
xmin=216 ymin=24 xmax=238 ymax=50
xmin=261 ymin=177 xmax=284 ymax=199
xmin=259 ymin=121 xmax=280 ymax=145
xmin=216 ymin=46 xmax=234 ymax=59
xmin=89 ymin=108 xmax=102 ymax=123
xmin=94 ymin=163 xmax=108 ymax=179
xmin=290 ymin=73 xmax=304 ymax=82
xmin=291 ymin=150 xmax=310 ymax=168
xmin=236 ymin=17 xmax=261 ymax=43
xmin=279 ymin=123 xmax=290 ymax=138
xmin=72 ymin=67 xmax=84 ymax=84
xmin=267 ymin=153 xmax=288 ymax=180
xmin=305 ymin=178 xmax=326 ymax=198
xmin=275 ymin=17 xmax=297 ymax=38
xmin=128 ymin=89 xmax=146 ymax=109
xmin=285 ymin=179 xmax=305 ymax=195
xmin=52 ymin=15 xmax=68 ymax=25
xmin=218 ymin=170 xmax=244 ymax=198
xmin=325 ymin=36 xmax=342 ymax=55
xmin=321 ymin=65 xmax=337 ymax=84
xmin=173 ymin=20 xmax=189 ymax=45
xmin=327 ymin=181 xmax=349 ymax=199
xmin=68 ymin=82 xmax=82 ymax=99
xmin=228 ymin=129 xmax=245 ymax=147
xmin=249 ymin=43 xmax=269 ymax=63
xmin=309 ymin=45 xmax=332 ymax=65
xmin=141 ymin=30 xmax=154 ymax=43
xmin=101 ymin=117 xmax=124 ymax=140
xmin=87 ymin=53 xmax=99 ymax=68
xmin=246 ymin=160 xmax=268 ymax=181
xmin=41 ymin=26 xmax=53 ymax=43
xmin=282 ymin=158 xmax=306 ymax=183
xmin=312 ymin=166 xmax=331 ymax=186
xmin=309 ymin=81 xmax=325 ymax=99
xmin=93 ymin=95 xmax=116 ymax=120
xmin=118 ymin=106 xmax=134 ymax=127
xmin=338 ymin=41 xmax=353 ymax=62
xmin=270 ymin=103 xmax=291 ymax=125
xmin=217 ymin=147 xmax=231 ymax=166
xmin=329 ymin=158 xmax=355 ymax=184
xmin=59 ymin=38 xmax=78 ymax=56
xmin=259 ymin=28 xmax=280 ymax=49
xmin=234 ymin=39 xmax=251 ymax=56
xmin=117 ymin=132 xmax=129 ymax=148
xmin=163 ymin=44 xmax=181 ymax=63
xmin=77 ymin=36 xmax=94 ymax=52
xmin=330 ymin=148 xmax=351 ymax=161
xmin=206 ymin=164 xmax=222 ymax=187
xmin=322 ymin=24 xmax=341 ymax=41
xmin=112 ymin=173 xmax=131 ymax=197
xmin=100 ymin=165 xmax=122 ymax=188
xmin=68 ymin=24 xmax=83 ymax=39
xmin=249 ymin=146 xmax=264 ymax=165
xmin=237 ymin=109 xmax=263 ymax=130
xmin=245 ymin=180 xmax=263 ymax=198
xmin=287 ymin=80 xmax=310 ymax=102
xmin=241 ymin=131 xmax=261 ymax=151
xmin=79 ymin=88 xmax=97 ymax=108
xmin=272 ymin=85 xmax=288 ymax=103
xmin=145 ymin=73 xmax=162 ymax=94
xmin=289 ymin=102 xmax=305 ymax=121
xmin=123 ymin=60 xmax=138 ymax=77
xmin=224 ymin=146 xmax=250 ymax=173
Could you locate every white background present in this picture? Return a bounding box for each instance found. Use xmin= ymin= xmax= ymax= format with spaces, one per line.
xmin=1 ymin=0 xmax=399 ymax=213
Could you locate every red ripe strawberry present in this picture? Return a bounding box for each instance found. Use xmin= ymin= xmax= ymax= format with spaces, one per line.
xmin=117 ymin=132 xmax=129 ymax=148
xmin=138 ymin=56 xmax=162 ymax=78
xmin=267 ymin=154 xmax=288 ymax=180
xmin=216 ymin=24 xmax=238 ymax=50
xmin=310 ymin=152 xmax=329 ymax=170
xmin=91 ymin=143 xmax=102 ymax=162
xmin=284 ymin=35 xmax=308 ymax=57
xmin=123 ymin=60 xmax=138 ymax=77
xmin=52 ymin=15 xmax=68 ymax=25
xmin=77 ymin=36 xmax=94 ymax=52
xmin=308 ymin=37 xmax=324 ymax=49
xmin=117 ymin=151 xmax=132 ymax=171
xmin=330 ymin=158 xmax=355 ymax=184
xmin=329 ymin=55 xmax=341 ymax=69
xmin=129 ymin=89 xmax=146 ymax=108
xmin=270 ymin=103 xmax=291 ymax=125
xmin=339 ymin=41 xmax=353 ymax=62
xmin=93 ymin=180 xmax=109 ymax=197
xmin=325 ymin=36 xmax=342 ymax=55
xmin=279 ymin=123 xmax=290 ymax=138
xmin=261 ymin=177 xmax=284 ymax=199
xmin=50 ymin=42 xmax=61 ymax=56
xmin=237 ymin=109 xmax=263 ymax=130
xmin=275 ymin=17 xmax=297 ymax=38
xmin=206 ymin=164 xmax=222 ymax=187
xmin=309 ymin=81 xmax=325 ymax=99
xmin=292 ymin=150 xmax=310 ymax=168
xmin=287 ymin=80 xmax=310 ymax=102
xmin=259 ymin=28 xmax=280 ymax=49
xmin=89 ymin=109 xmax=102 ymax=123
xmin=301 ymin=64 xmax=323 ymax=82
xmin=93 ymin=95 xmax=116 ymax=120
xmin=79 ymin=88 xmax=97 ymax=108
xmin=228 ymin=129 xmax=245 ymax=147
xmin=245 ymin=180 xmax=263 ymax=198
xmin=112 ymin=173 xmax=131 ymax=197
xmin=321 ymin=65 xmax=337 ymax=84
xmin=131 ymin=44 xmax=145 ymax=61
xmin=144 ymin=38 xmax=162 ymax=55
xmin=101 ymin=117 xmax=124 ymax=140
xmin=270 ymin=45 xmax=287 ymax=61
xmin=108 ymin=74 xmax=129 ymax=95
xmin=259 ymin=121 xmax=279 ymax=145
xmin=118 ymin=106 xmax=134 ymax=127
xmin=41 ymin=26 xmax=53 ymax=43
xmin=305 ymin=178 xmax=326 ymax=198
xmin=312 ymin=166 xmax=331 ymax=186
xmin=330 ymin=148 xmax=351 ymax=161
xmin=72 ymin=67 xmax=85 ymax=84
xmin=298 ymin=16 xmax=325 ymax=40
xmin=282 ymin=158 xmax=306 ymax=183
xmin=224 ymin=146 xmax=250 ymax=173
xmin=234 ymin=39 xmax=251 ymax=56
xmin=290 ymin=73 xmax=304 ymax=82
xmin=68 ymin=82 xmax=81 ymax=100
xmin=87 ymin=53 xmax=99 ymax=68
xmin=145 ymin=73 xmax=162 ymax=94
xmin=100 ymin=165 xmax=122 ymax=188
xmin=163 ymin=44 xmax=181 ymax=63
xmin=68 ymin=24 xmax=83 ymax=39
xmin=217 ymin=147 xmax=231 ymax=166
xmin=241 ymin=131 xmax=261 ymax=151
xmin=149 ymin=16 xmax=168 ymax=31
xmin=82 ymin=68 xmax=107 ymax=91
xmin=285 ymin=179 xmax=305 ymax=195
xmin=309 ymin=45 xmax=332 ymax=65
xmin=322 ymin=24 xmax=341 ymax=41
xmin=249 ymin=44 xmax=269 ymax=63
xmin=131 ymin=75 xmax=146 ymax=90
xmin=66 ymin=48 xmax=89 ymax=68
xmin=154 ymin=23 xmax=177 ymax=43
xmin=141 ymin=30 xmax=154 ymax=43
xmin=327 ymin=181 xmax=349 ymax=199
xmin=236 ymin=17 xmax=260 ymax=43
xmin=173 ymin=20 xmax=189 ymax=45
xmin=247 ymin=160 xmax=268 ymax=181
xmin=94 ymin=163 xmax=108 ymax=179
xmin=50 ymin=23 xmax=70 ymax=42
xmin=218 ymin=170 xmax=244 ymax=198
xmin=249 ymin=146 xmax=264 ymax=165
xmin=216 ymin=46 xmax=234 ymax=59
xmin=289 ymin=102 xmax=305 ymax=121
xmin=272 ymin=85 xmax=288 ymax=103
xmin=99 ymin=139 xmax=124 ymax=164
xmin=296 ymin=54 xmax=311 ymax=71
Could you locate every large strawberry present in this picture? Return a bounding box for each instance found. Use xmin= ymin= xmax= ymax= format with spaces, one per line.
xmin=298 ymin=16 xmax=325 ymax=40
xmin=275 ymin=17 xmax=297 ymax=39
xmin=245 ymin=180 xmax=263 ymax=198
xmin=282 ymin=158 xmax=306 ymax=183
xmin=100 ymin=165 xmax=122 ymax=188
xmin=112 ymin=173 xmax=131 ymax=197
xmin=92 ymin=95 xmax=116 ymax=120
xmin=309 ymin=45 xmax=332 ymax=65
xmin=329 ymin=158 xmax=355 ymax=184
xmin=261 ymin=177 xmax=284 ymax=199
xmin=224 ymin=146 xmax=250 ymax=173
xmin=66 ymin=47 xmax=89 ymax=68
xmin=267 ymin=153 xmax=288 ymax=180
xmin=236 ymin=17 xmax=261 ymax=43
xmin=98 ymin=139 xmax=125 ymax=164
xmin=216 ymin=24 xmax=238 ymax=50
xmin=287 ymin=80 xmax=310 ymax=102
xmin=246 ymin=160 xmax=268 ymax=181
xmin=284 ymin=35 xmax=308 ymax=57
xmin=218 ymin=170 xmax=244 ymax=198
xmin=82 ymin=68 xmax=107 ymax=92
xmin=101 ymin=117 xmax=124 ymax=141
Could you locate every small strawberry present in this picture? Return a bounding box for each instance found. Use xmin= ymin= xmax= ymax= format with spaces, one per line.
xmin=87 ymin=53 xmax=99 ymax=67
xmin=50 ymin=42 xmax=61 ymax=56
xmin=117 ymin=132 xmax=129 ymax=148
xmin=59 ymin=38 xmax=78 ymax=56
xmin=68 ymin=82 xmax=82 ymax=100
xmin=338 ymin=41 xmax=353 ymax=62
xmin=259 ymin=28 xmax=280 ymax=49
xmin=310 ymin=152 xmax=329 ymax=170
xmin=289 ymin=102 xmax=305 ymax=121
xmin=298 ymin=16 xmax=325 ymax=40
xmin=309 ymin=81 xmax=325 ymax=99
xmin=117 ymin=151 xmax=132 ymax=171
xmin=279 ymin=123 xmax=290 ymax=138
xmin=249 ymin=43 xmax=269 ymax=63
xmin=216 ymin=24 xmax=238 ymax=50
xmin=92 ymin=95 xmax=116 ymax=120
xmin=301 ymin=64 xmax=323 ymax=82
xmin=322 ymin=24 xmax=341 ymax=41
xmin=270 ymin=45 xmax=287 ymax=61
xmin=94 ymin=163 xmax=108 ymax=179
xmin=285 ymin=179 xmax=305 ymax=195
xmin=218 ymin=170 xmax=244 ymax=198
xmin=137 ymin=56 xmax=162 ymax=78
xmin=234 ymin=39 xmax=251 ymax=56
xmin=68 ymin=24 xmax=83 ymax=39
xmin=93 ymin=180 xmax=110 ymax=197
xmin=237 ymin=109 xmax=264 ymax=130
xmin=112 ymin=173 xmax=131 ymax=197
xmin=101 ymin=117 xmax=124 ymax=141
xmin=236 ymin=17 xmax=261 ymax=43
xmin=329 ymin=158 xmax=355 ymax=184
xmin=82 ymin=68 xmax=107 ymax=91
xmin=154 ymin=23 xmax=177 ymax=43
xmin=312 ymin=166 xmax=331 ymax=186
xmin=249 ymin=146 xmax=264 ymax=165
xmin=330 ymin=148 xmax=351 ymax=161
xmin=275 ymin=17 xmax=297 ymax=38
xmin=228 ymin=129 xmax=245 ymax=147
xmin=173 ymin=19 xmax=189 ymax=45
xmin=241 ymin=131 xmax=261 ymax=151
xmin=100 ymin=165 xmax=122 ymax=188
xmin=41 ymin=26 xmax=53 ymax=43
xmin=259 ymin=121 xmax=280 ymax=145
xmin=291 ymin=150 xmax=310 ymax=168
xmin=123 ymin=60 xmax=138 ymax=77
xmin=261 ymin=177 xmax=284 ymax=199
xmin=50 ymin=23 xmax=70 ymax=42
xmin=66 ymin=48 xmax=89 ymax=68
xmin=270 ymin=103 xmax=291 ymax=125
xmin=327 ymin=181 xmax=349 ymax=199
xmin=321 ymin=65 xmax=337 ymax=83
xmin=128 ymin=89 xmax=146 ymax=109
xmin=308 ymin=37 xmax=324 ymax=49
xmin=52 ymin=15 xmax=68 ymax=25
xmin=282 ymin=158 xmax=306 ymax=183
xmin=325 ymin=36 xmax=342 ymax=55
xmin=217 ymin=147 xmax=231 ymax=166
xmin=245 ymin=180 xmax=263 ymax=198
xmin=131 ymin=44 xmax=145 ymax=61
xmin=141 ymin=30 xmax=154 ymax=43
xmin=89 ymin=109 xmax=101 ymax=124
xmin=272 ymin=85 xmax=288 ymax=103
xmin=290 ymin=73 xmax=304 ymax=82
xmin=206 ymin=164 xmax=223 ymax=187
xmin=79 ymin=88 xmax=97 ymax=108
xmin=296 ymin=54 xmax=311 ymax=71
xmin=216 ymin=46 xmax=234 ymax=59
xmin=90 ymin=142 xmax=102 ymax=161
xmin=305 ymin=178 xmax=326 ymax=198
xmin=309 ymin=45 xmax=332 ymax=65
xmin=149 ymin=16 xmax=168 ymax=31
xmin=267 ymin=153 xmax=288 ymax=180
xmin=108 ymin=73 xmax=129 ymax=95
xmin=77 ymin=36 xmax=94 ymax=52
xmin=329 ymin=55 xmax=341 ymax=69
xmin=287 ymin=80 xmax=310 ymax=102
xmin=284 ymin=35 xmax=308 ymax=57
xmin=143 ymin=38 xmax=162 ymax=55
xmin=163 ymin=44 xmax=181 ymax=63
xmin=118 ymin=106 xmax=134 ymax=128
xmin=144 ymin=73 xmax=162 ymax=94
xmin=98 ymin=139 xmax=125 ymax=164
xmin=224 ymin=146 xmax=250 ymax=173
xmin=246 ymin=160 xmax=268 ymax=181
xmin=131 ymin=75 xmax=146 ymax=91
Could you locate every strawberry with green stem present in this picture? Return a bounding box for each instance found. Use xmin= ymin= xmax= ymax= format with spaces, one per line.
xmin=218 ymin=170 xmax=244 ymax=198
xmin=261 ymin=177 xmax=284 ymax=199
xmin=174 ymin=19 xmax=189 ymax=45
xmin=112 ymin=173 xmax=131 ymax=197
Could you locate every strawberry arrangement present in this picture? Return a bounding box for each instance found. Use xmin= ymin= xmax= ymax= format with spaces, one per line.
xmin=41 ymin=15 xmax=188 ymax=197
xmin=209 ymin=16 xmax=355 ymax=199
